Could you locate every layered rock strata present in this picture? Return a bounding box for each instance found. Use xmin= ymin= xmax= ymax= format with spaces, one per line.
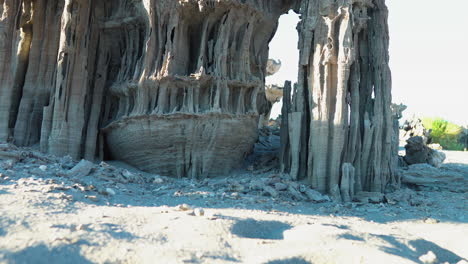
xmin=280 ymin=0 xmax=396 ymax=199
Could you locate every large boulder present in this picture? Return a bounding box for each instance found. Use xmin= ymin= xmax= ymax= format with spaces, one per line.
xmin=404 ymin=136 xmax=432 ymax=165
xmin=427 ymin=150 xmax=446 ymax=168
xmin=404 ymin=136 xmax=446 ymax=167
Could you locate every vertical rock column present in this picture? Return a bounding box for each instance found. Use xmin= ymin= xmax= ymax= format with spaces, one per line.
xmin=45 ymin=0 xmax=101 ymax=158
xmin=0 ymin=0 xmax=33 ymax=141
xmin=13 ymin=1 xmax=64 ymax=147
xmin=0 ymin=0 xmax=110 ymax=160
xmin=281 ymin=0 xmax=395 ymax=198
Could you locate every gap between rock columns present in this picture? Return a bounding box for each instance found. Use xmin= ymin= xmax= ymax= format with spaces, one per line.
xmin=280 ymin=0 xmax=397 ymax=199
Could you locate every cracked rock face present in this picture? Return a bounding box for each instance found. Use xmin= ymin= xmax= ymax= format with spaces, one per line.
xmin=0 ymin=0 xmax=293 ymax=178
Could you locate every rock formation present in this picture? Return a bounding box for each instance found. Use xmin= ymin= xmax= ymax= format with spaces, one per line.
xmin=0 ymin=0 xmax=294 ymax=178
xmin=403 ymin=137 xmax=432 ymax=166
xmin=401 ymin=117 xmax=432 ymax=144
xmin=259 ymin=59 xmax=284 ymax=125
xmin=1 ymin=0 xmax=396 ymax=193
xmin=403 ymin=136 xmax=446 ymax=168
xmin=280 ymin=0 xmax=396 ymax=199
xmin=266 ymin=59 xmax=282 ymax=76
xmin=265 ymin=59 xmax=284 ymax=107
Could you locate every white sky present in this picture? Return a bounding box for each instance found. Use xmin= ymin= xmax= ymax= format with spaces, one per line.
xmin=268 ymin=2 xmax=468 ymax=126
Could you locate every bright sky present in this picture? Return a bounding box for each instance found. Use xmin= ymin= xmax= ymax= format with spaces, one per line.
xmin=268 ymin=2 xmax=468 ymax=126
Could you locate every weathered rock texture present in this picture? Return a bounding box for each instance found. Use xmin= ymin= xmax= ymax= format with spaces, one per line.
xmin=259 ymin=59 xmax=284 ymax=125
xmin=403 ymin=136 xmax=446 ymax=168
xmin=402 ymin=117 xmax=432 ymax=144
xmin=0 ymin=0 xmax=293 ymax=178
xmin=280 ymin=0 xmax=396 ymax=199
xmin=1 ymin=0 xmax=394 ymax=186
xmin=265 ymin=59 xmax=284 ymax=106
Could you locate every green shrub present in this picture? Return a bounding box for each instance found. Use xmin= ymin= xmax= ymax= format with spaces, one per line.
xmin=430 ymin=119 xmax=448 ymax=138
xmin=438 ymin=135 xmax=464 ymax=151
xmin=421 ymin=117 xmax=464 ymax=151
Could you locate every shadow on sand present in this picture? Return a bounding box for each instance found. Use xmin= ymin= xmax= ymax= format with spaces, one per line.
xmin=0 ymin=243 xmax=93 ymax=264
xmin=264 ymin=257 xmax=312 ymax=264
xmin=230 ymin=219 xmax=292 ymax=240
xmin=375 ymin=235 xmax=466 ymax=264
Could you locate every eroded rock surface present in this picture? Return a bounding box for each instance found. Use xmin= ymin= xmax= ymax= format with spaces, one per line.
xmin=404 ymin=136 xmax=446 ymax=168
xmin=105 ymin=113 xmax=258 ymax=177
xmin=0 ymin=0 xmax=294 ymax=178
xmin=402 ymin=117 xmax=432 ymax=144
xmin=260 ymin=59 xmax=285 ymax=125
xmin=280 ymin=0 xmax=396 ymax=199
xmin=1 ymin=0 xmax=395 ymax=187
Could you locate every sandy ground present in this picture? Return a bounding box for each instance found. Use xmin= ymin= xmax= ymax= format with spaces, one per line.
xmin=0 ymin=147 xmax=467 ymax=264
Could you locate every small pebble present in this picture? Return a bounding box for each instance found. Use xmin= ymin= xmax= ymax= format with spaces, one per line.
xmin=177 ymin=204 xmax=191 ymax=211
xmin=193 ymin=208 xmax=205 ymax=216
xmin=298 ymin=184 xmax=307 ymax=193
xmin=106 ymin=188 xmax=116 ymax=196
xmin=424 ymin=218 xmax=439 ymax=224
xmin=58 ymin=193 xmax=73 ymax=201
xmin=263 ymin=186 xmax=279 ymax=198
xmin=72 ymin=224 xmax=87 ymax=231
xmin=274 ymin=182 xmax=288 ymax=191
xmin=100 ymin=188 xmax=116 ymax=196
xmin=86 ymin=195 xmax=99 ymax=202
xmin=153 ymin=177 xmax=164 ymax=184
